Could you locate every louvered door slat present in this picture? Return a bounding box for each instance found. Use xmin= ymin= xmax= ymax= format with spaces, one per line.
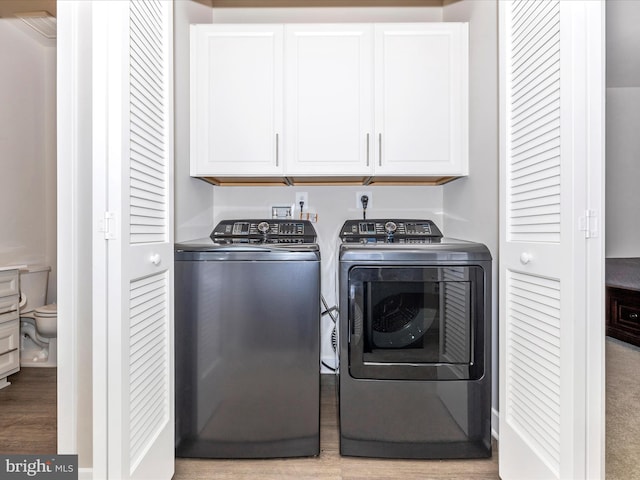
xmin=130 ymin=119 xmax=165 ymax=158
xmin=131 ymin=135 xmax=165 ymax=168
xmin=128 ymin=270 xmax=169 ymax=471
xmin=508 ymin=384 xmax=560 ymax=439
xmin=131 ymin=102 xmax=164 ymax=137
xmin=131 ymin=161 xmax=164 ymax=183
xmin=512 ymin=21 xmax=558 ymax=69
xmin=131 ymin=167 xmax=164 ymax=189
xmin=509 ymin=372 xmax=560 ymax=418
xmin=512 ymin=102 xmax=559 ymax=140
xmin=129 ymin=0 xmax=168 ymax=245
xmin=506 ymin=273 xmax=562 ymax=474
xmin=511 ymin=152 xmax=559 ymax=178
xmin=130 ymin=14 xmax=163 ymax=65
xmin=512 ymin=29 xmax=558 ymax=80
xmin=130 ymin=60 xmax=164 ymax=105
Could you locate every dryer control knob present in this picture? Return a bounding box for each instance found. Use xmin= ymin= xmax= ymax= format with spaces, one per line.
xmin=257 ymin=221 xmax=270 ymax=234
xmin=384 ymin=221 xmax=397 ymax=234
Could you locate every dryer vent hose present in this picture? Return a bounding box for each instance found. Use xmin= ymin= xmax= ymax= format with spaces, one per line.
xmin=322 ymin=295 xmax=338 ymax=352
xmin=321 ymin=295 xmax=339 ymax=372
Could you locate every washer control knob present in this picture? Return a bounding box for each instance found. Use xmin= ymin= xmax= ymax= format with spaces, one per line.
xmin=384 ymin=221 xmax=397 ymax=234
xmin=257 ymin=221 xmax=270 ymax=234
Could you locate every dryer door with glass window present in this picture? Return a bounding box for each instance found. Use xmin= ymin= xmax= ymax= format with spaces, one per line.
xmin=348 ymin=265 xmax=486 ymax=381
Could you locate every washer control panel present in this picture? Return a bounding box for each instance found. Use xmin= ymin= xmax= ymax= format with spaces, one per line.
xmin=340 ymin=219 xmax=443 ymax=242
xmin=211 ymin=219 xmax=316 ymax=243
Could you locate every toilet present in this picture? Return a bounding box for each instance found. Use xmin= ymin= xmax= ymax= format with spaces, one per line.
xmin=19 ymin=265 xmax=57 ymax=367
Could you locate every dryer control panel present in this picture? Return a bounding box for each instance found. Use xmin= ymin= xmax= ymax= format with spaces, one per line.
xmin=339 ymin=219 xmax=443 ymax=243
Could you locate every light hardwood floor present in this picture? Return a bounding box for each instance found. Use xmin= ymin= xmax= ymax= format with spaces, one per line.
xmin=0 ymin=369 xmax=498 ymax=478
xmin=5 ymin=342 xmax=638 ymax=479
xmin=0 ymin=367 xmax=56 ymax=454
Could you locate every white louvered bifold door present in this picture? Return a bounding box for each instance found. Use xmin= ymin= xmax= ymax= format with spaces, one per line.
xmin=499 ymin=1 xmax=605 ymax=479
xmin=93 ymin=1 xmax=174 ymax=479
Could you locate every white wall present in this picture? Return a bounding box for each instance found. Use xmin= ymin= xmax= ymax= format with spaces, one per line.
xmin=442 ymin=0 xmax=499 ymax=435
xmin=606 ymin=0 xmax=640 ymax=258
xmin=174 ymin=0 xmax=215 ymax=243
xmin=0 ymin=19 xmax=57 ymax=301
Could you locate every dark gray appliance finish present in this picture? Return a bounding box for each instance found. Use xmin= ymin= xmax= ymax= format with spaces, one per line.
xmin=175 ymin=219 xmax=321 ymax=459
xmin=338 ymin=219 xmax=492 ymax=459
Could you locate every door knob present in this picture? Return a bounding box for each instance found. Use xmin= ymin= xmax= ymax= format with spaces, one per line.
xmin=520 ymin=252 xmax=532 ymax=265
xmin=150 ymin=253 xmax=161 ymax=266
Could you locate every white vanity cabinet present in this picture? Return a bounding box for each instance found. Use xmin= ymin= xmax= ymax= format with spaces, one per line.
xmin=190 ymin=22 xmax=468 ymax=185
xmin=0 ymin=268 xmax=20 ymax=389
xmin=190 ymin=24 xmax=284 ymax=178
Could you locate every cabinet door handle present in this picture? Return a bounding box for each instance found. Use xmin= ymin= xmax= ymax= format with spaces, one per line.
xmin=275 ymin=133 xmax=279 ymax=167
xmin=0 ymin=347 xmax=17 ymax=357
xmin=378 ymin=133 xmax=382 ymax=166
xmin=366 ymin=133 xmax=370 ymax=166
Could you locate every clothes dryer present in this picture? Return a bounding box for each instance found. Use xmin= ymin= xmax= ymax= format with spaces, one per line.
xmin=338 ymin=219 xmax=492 ymax=459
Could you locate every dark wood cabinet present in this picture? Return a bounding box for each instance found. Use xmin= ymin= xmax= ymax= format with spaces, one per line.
xmin=607 ymin=286 xmax=640 ymax=347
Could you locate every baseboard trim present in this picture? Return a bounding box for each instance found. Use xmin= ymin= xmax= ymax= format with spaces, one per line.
xmin=79 ymin=467 xmax=92 ymax=480
xmin=491 ymin=407 xmax=499 ymax=440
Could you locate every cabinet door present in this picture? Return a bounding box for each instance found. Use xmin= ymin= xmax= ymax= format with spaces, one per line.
xmin=191 ymin=25 xmax=283 ymax=176
xmin=285 ymin=24 xmax=373 ymax=175
xmin=0 ymin=320 xmax=19 ymax=378
xmin=0 ymin=270 xmax=18 ymax=299
xmin=374 ymin=23 xmax=468 ymax=175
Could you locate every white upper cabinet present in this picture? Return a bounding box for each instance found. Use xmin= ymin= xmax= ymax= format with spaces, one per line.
xmin=190 ymin=24 xmax=284 ymax=176
xmin=284 ymin=24 xmax=373 ymax=175
xmin=190 ymin=22 xmax=468 ymax=184
xmin=374 ymin=23 xmax=468 ymax=176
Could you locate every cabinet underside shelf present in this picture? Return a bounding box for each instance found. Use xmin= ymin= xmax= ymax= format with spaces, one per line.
xmin=196 ymin=175 xmax=461 ymax=187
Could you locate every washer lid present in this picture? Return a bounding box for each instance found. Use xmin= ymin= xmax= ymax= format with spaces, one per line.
xmin=35 ymin=304 xmax=57 ymax=316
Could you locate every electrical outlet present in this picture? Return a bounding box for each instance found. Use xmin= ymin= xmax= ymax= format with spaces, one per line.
xmin=295 ymin=192 xmax=309 ymax=210
xmin=356 ymin=191 xmax=373 ymax=210
xmin=271 ymin=206 xmax=292 ymax=219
